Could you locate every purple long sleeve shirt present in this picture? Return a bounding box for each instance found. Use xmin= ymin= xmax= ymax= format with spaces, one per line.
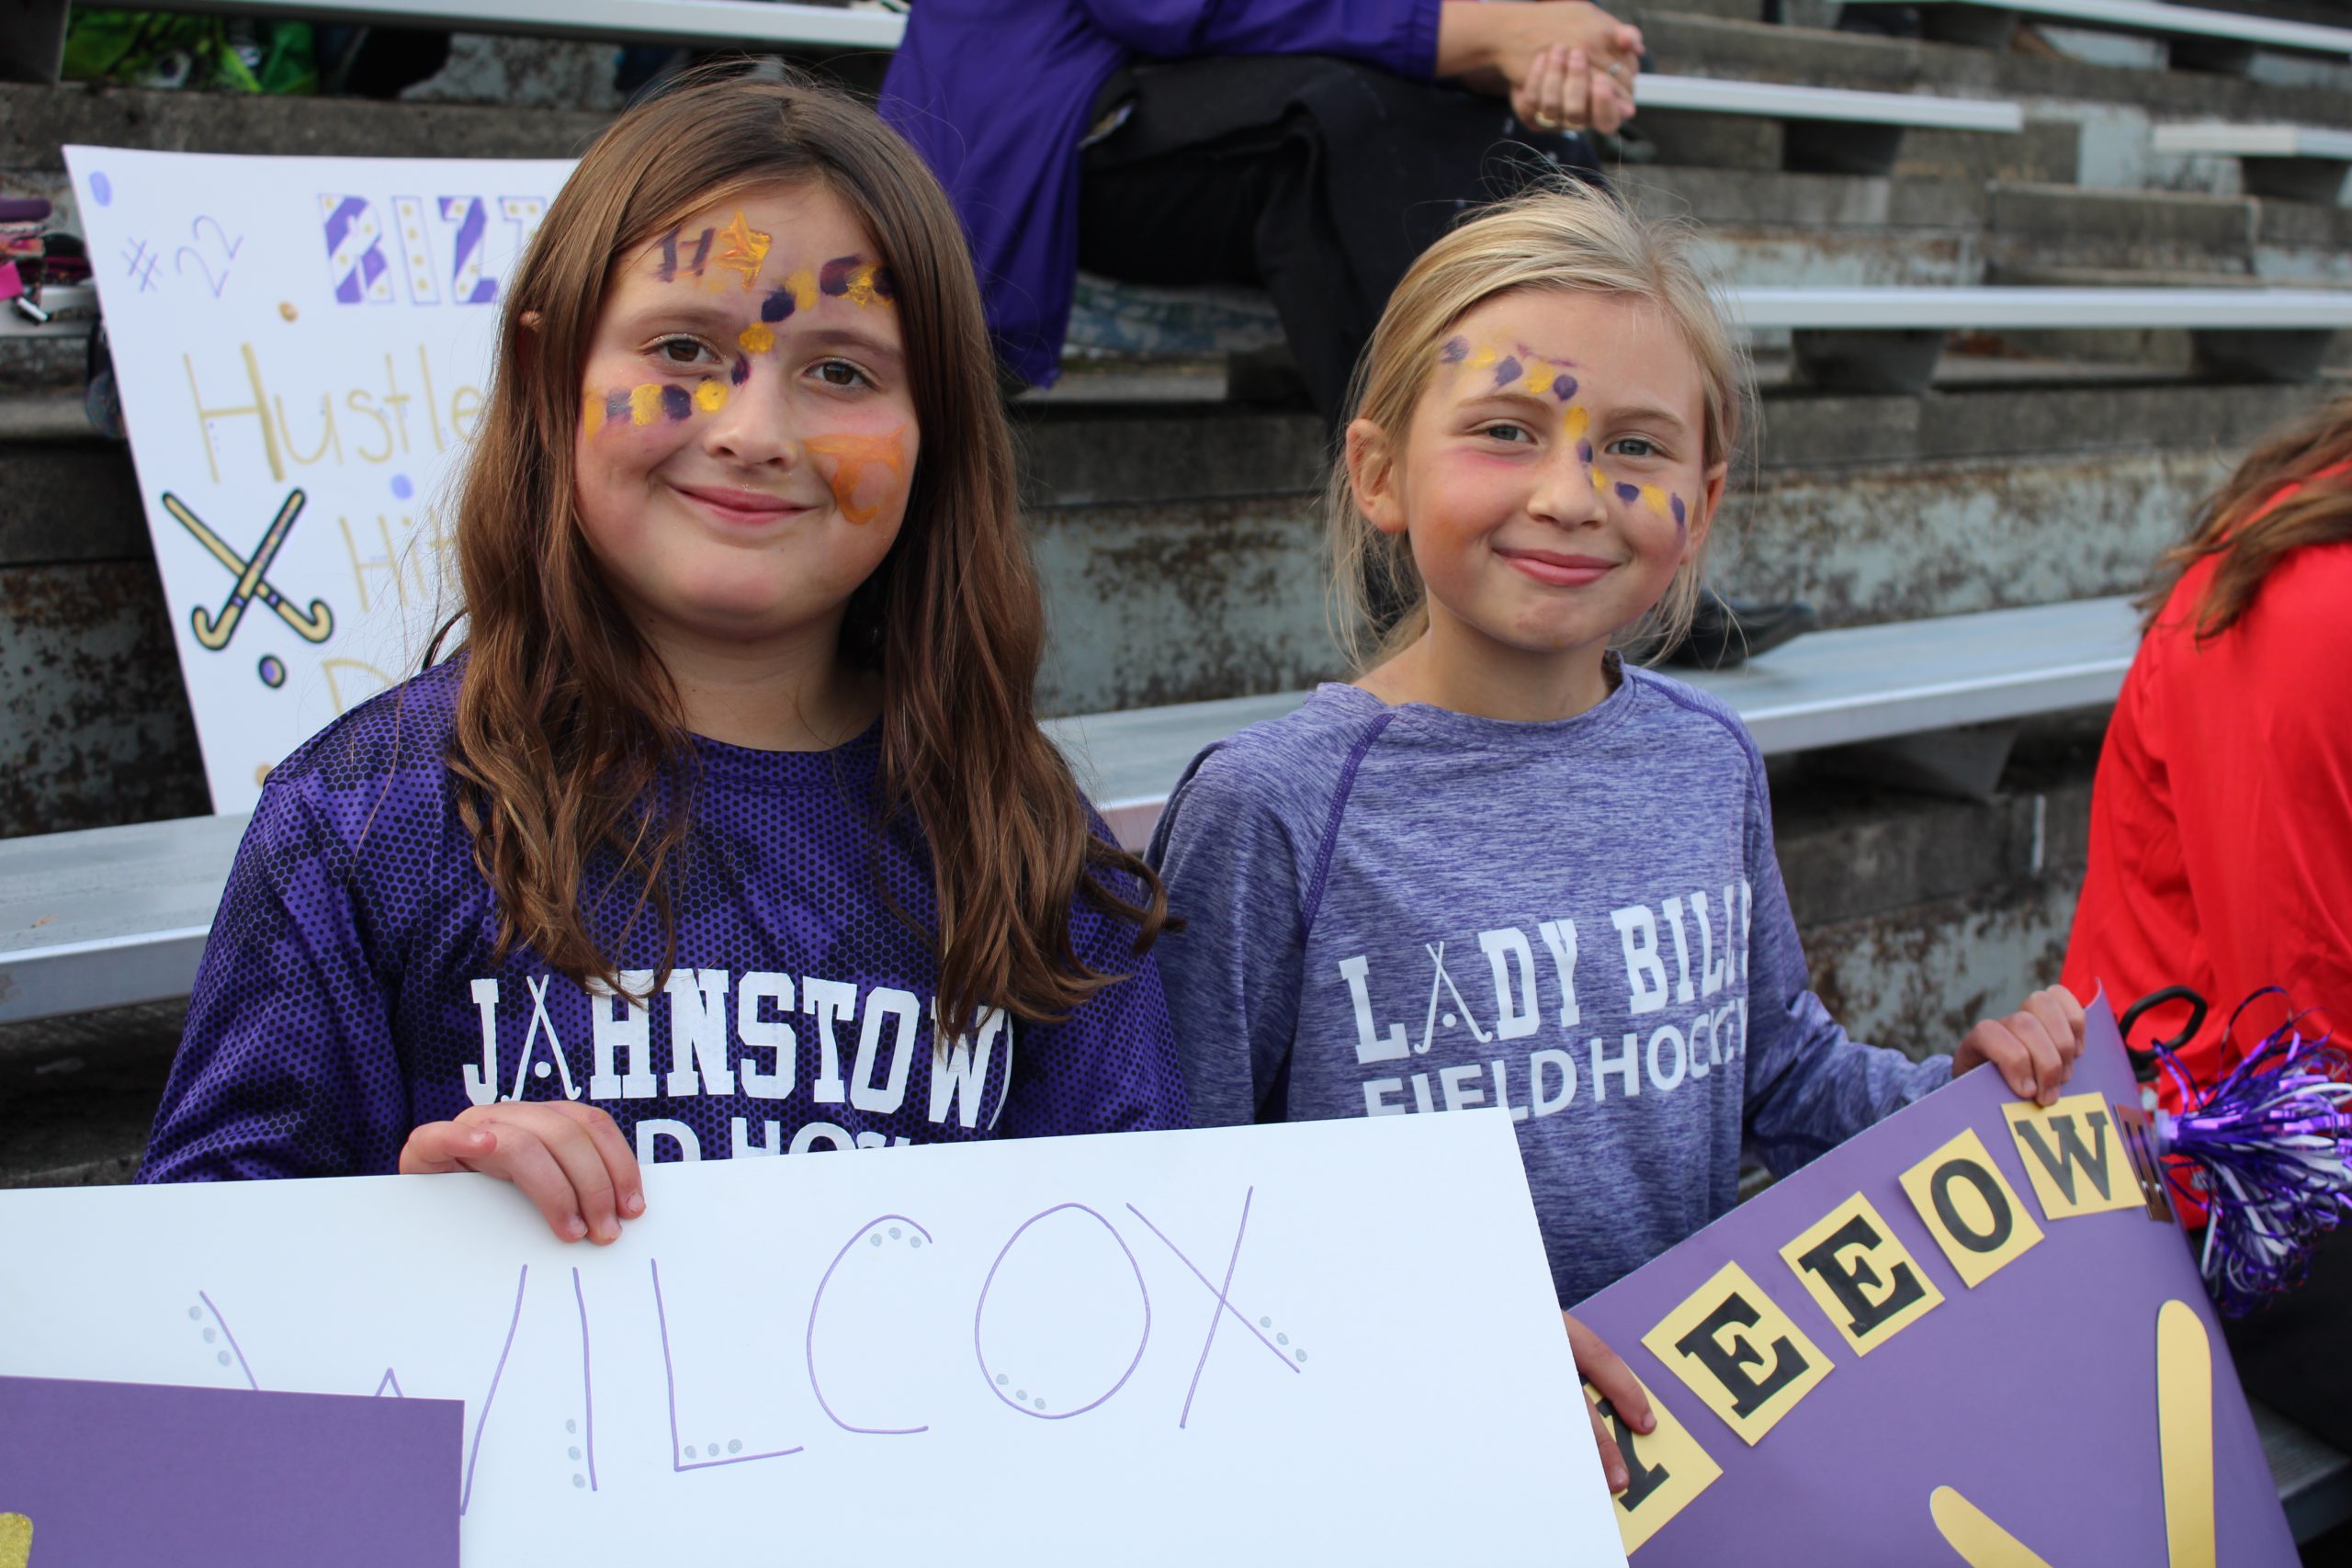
xmin=139 ymin=660 xmax=1188 ymax=1183
xmin=878 ymin=0 xmax=1442 ymax=388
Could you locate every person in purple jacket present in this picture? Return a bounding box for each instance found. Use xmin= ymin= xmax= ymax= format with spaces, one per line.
xmin=880 ymin=0 xmax=1642 ymax=424
xmin=138 ymin=71 xmax=1191 ymax=1238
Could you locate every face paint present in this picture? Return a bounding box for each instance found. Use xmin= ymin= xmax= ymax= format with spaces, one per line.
xmin=629 ymin=383 xmax=662 ymax=427
xmin=584 ymin=394 xmax=605 ymax=436
xmin=730 ymin=354 xmax=752 ymax=387
xmin=1467 ymin=345 xmax=1500 ymax=372
xmin=738 ymin=321 xmax=775 ymax=355
xmin=658 ymin=385 xmax=691 ymax=422
xmin=1550 ymin=373 xmax=1577 ymax=401
xmin=818 ymin=255 xmax=894 ymax=308
xmin=1640 ymin=483 xmax=1670 ymax=517
xmin=693 ymin=379 xmax=729 ymax=414
xmin=1614 ymin=481 xmax=1643 ymax=505
xmin=1492 ymin=356 xmax=1522 ymax=389
xmin=1440 ymin=336 xmax=1470 ymax=364
xmin=803 ymin=427 xmax=907 ymax=525
xmin=1670 ymin=492 xmax=1690 ymax=540
xmin=715 ymin=209 xmax=772 ymax=291
xmin=1564 ymin=406 xmax=1589 ymax=441
xmin=1577 ymin=439 xmax=1595 ymax=464
xmin=654 ymin=225 xmax=714 ymax=284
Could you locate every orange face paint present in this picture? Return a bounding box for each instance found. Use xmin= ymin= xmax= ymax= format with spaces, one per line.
xmin=803 ymin=428 xmax=908 ymax=525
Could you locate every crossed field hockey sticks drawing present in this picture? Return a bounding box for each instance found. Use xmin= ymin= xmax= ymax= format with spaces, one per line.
xmin=158 ymin=489 xmax=334 ymax=650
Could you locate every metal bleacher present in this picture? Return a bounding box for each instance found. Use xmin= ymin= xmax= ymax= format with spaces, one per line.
xmin=0 ymin=597 xmax=2142 ymax=1025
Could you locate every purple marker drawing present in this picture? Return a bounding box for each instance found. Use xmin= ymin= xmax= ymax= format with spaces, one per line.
xmin=807 ymin=1214 xmax=936 ymax=1436
xmin=373 ymin=1369 xmax=405 ymax=1398
xmin=973 ymin=1204 xmax=1150 ymax=1420
xmin=571 ymin=1267 xmax=598 ymax=1493
xmin=459 ymin=1265 xmax=529 ymax=1517
xmin=650 ymin=1258 xmax=803 ymax=1472
xmin=197 ymin=1290 xmax=259 ymax=1390
xmin=121 ymin=238 xmax=160 ymax=293
xmin=1124 ymin=1202 xmax=1298 ymax=1383
xmin=1175 ymin=1188 xmax=1254 ymax=1429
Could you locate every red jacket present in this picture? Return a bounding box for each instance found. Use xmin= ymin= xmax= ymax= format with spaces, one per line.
xmin=2064 ymin=459 xmax=2352 ymax=1106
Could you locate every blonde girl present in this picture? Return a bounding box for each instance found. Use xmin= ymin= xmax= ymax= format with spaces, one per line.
xmin=1148 ymin=183 xmax=2081 ymax=1490
xmin=141 ymin=73 xmax=1187 ymax=1231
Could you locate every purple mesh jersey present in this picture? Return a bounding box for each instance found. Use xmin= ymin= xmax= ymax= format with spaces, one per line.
xmin=139 ymin=662 xmax=1188 ymax=1182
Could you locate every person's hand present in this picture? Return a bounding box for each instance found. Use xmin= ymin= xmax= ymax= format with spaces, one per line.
xmin=1441 ymin=1 xmax=1642 ymax=130
xmin=1565 ymin=1310 xmax=1652 ymax=1493
xmin=400 ymin=1101 xmax=645 ymax=1244
xmin=1510 ymin=43 xmax=1637 ymax=137
xmin=1954 ymin=985 xmax=2087 ymax=1107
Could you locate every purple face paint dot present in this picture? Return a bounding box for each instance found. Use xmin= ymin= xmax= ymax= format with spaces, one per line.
xmin=390 ymin=473 xmax=413 ymax=500
xmin=1439 ymin=336 xmax=1469 ymax=364
xmin=90 ymin=172 xmax=112 ymax=207
xmin=660 ymin=385 xmax=693 ymax=422
xmin=256 ymin=655 xmax=286 ymax=689
xmin=819 ymin=255 xmax=862 ymax=296
xmin=1616 ymin=481 xmax=1643 ymax=504
xmin=1551 ymin=373 xmax=1577 ymax=401
xmin=1493 ymin=356 xmax=1522 ymax=389
xmin=760 ymin=288 xmax=794 ymax=323
xmin=1577 ymin=439 xmax=1594 ymax=464
xmin=1671 ymin=494 xmax=1688 ymax=527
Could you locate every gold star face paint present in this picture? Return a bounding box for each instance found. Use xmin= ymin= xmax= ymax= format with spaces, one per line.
xmin=714 ymin=209 xmax=773 ymax=291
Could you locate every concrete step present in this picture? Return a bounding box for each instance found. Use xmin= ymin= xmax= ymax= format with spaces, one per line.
xmin=0 ymin=374 xmax=2313 ymax=786
xmin=1987 ymin=179 xmax=2259 ymax=275
xmin=1639 ymin=11 xmax=2352 ymax=124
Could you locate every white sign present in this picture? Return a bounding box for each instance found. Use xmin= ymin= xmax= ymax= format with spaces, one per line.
xmin=0 ymin=1114 xmax=1624 ymax=1565
xmin=65 ymin=145 xmax=576 ymax=814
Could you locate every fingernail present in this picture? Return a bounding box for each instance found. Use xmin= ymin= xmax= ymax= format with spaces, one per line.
xmin=469 ymin=1130 xmax=492 ymax=1146
xmin=596 ymin=1220 xmax=619 ymax=1244
xmin=1639 ymin=1413 xmax=1655 ymax=1433
xmin=624 ymin=1191 xmax=645 ymax=1215
xmin=564 ymin=1213 xmax=587 ymax=1240
xmin=1611 ymin=1469 xmax=1628 ymax=1492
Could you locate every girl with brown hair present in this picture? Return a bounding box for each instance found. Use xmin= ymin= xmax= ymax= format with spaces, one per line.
xmin=138 ymin=71 xmax=1188 ymax=1234
xmin=2064 ymin=396 xmax=2352 ymax=1099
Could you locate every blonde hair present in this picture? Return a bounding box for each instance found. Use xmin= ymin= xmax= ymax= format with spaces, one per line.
xmin=1327 ymin=182 xmax=1751 ymax=669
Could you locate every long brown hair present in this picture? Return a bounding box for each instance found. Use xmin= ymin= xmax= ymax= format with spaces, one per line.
xmin=2143 ymin=395 xmax=2352 ymax=637
xmin=432 ymin=67 xmax=1166 ymax=1027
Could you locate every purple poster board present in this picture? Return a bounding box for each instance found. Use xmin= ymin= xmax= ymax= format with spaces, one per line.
xmin=1574 ymin=997 xmax=2300 ymax=1565
xmin=0 ymin=1375 xmax=460 ymax=1567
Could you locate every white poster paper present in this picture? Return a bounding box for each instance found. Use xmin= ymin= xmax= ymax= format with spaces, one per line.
xmin=0 ymin=1113 xmax=1626 ymax=1565
xmin=63 ymin=145 xmax=576 ymax=814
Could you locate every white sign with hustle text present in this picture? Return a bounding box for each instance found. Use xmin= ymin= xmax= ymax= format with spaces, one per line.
xmin=0 ymin=1113 xmax=1623 ymax=1564
xmin=66 ymin=145 xmax=576 ymax=813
